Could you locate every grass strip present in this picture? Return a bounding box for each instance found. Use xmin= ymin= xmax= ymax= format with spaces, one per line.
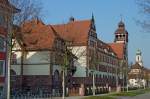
xmin=111 ymin=88 xmax=150 ymax=97
xmin=82 ymin=96 xmax=116 ymax=99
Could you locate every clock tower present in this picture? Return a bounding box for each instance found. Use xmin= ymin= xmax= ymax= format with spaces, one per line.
xmin=114 ymin=20 xmax=128 ymax=60
xmin=114 ymin=20 xmax=128 ymax=43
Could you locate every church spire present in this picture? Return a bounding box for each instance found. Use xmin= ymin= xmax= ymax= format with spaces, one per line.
xmin=91 ymin=13 xmax=96 ymax=31
xmin=135 ymin=49 xmax=143 ymax=66
xmin=91 ymin=12 xmax=95 ymax=22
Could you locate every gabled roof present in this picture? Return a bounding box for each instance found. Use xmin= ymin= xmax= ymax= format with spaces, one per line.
xmin=108 ymin=43 xmax=125 ymax=59
xmin=16 ymin=19 xmax=58 ymax=50
xmin=131 ymin=62 xmax=143 ymax=69
xmin=52 ymin=19 xmax=92 ymax=46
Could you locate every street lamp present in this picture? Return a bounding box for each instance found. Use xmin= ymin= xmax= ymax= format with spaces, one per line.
xmin=115 ymin=64 xmax=119 ymax=92
xmin=91 ymin=70 xmax=95 ymax=96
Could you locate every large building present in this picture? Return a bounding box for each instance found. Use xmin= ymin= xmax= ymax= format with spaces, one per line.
xmin=11 ymin=16 xmax=129 ymax=96
xmin=52 ymin=17 xmax=129 ymax=95
xmin=128 ymin=50 xmax=150 ymax=88
xmin=11 ymin=19 xmax=76 ymax=96
xmin=0 ymin=0 xmax=18 ymax=96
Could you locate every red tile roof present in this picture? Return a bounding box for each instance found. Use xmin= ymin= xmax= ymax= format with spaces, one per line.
xmin=97 ymin=39 xmax=117 ymax=56
xmin=17 ymin=19 xmax=58 ymax=50
xmin=17 ymin=18 xmax=93 ymax=50
xmin=131 ymin=62 xmax=143 ymax=69
xmin=108 ymin=43 xmax=125 ymax=59
xmin=52 ymin=20 xmax=92 ymax=46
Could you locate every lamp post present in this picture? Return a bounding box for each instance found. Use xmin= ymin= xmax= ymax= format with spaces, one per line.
xmin=116 ymin=64 xmax=119 ymax=92
xmin=91 ymin=71 xmax=95 ymax=96
xmin=126 ymin=63 xmax=130 ymax=92
xmin=62 ymin=69 xmax=65 ymax=99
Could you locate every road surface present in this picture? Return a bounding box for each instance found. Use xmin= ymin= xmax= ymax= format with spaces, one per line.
xmin=118 ymin=92 xmax=150 ymax=99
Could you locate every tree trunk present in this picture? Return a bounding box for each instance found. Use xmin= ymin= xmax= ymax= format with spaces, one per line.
xmin=20 ymin=51 xmax=24 ymax=91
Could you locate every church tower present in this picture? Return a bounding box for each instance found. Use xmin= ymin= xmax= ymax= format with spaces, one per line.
xmin=135 ymin=49 xmax=143 ymax=66
xmin=114 ymin=20 xmax=128 ymax=43
xmin=114 ymin=20 xmax=128 ymax=60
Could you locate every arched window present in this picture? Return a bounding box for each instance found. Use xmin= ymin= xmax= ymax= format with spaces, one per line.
xmin=54 ymin=70 xmax=59 ymax=82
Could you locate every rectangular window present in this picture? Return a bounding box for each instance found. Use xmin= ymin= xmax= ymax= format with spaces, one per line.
xmin=0 ymin=61 xmax=4 ymax=75
xmin=11 ymin=53 xmax=17 ymax=65
xmin=89 ymin=40 xmax=95 ymax=47
xmin=0 ymin=86 xmax=3 ymax=96
xmin=0 ymin=15 xmax=5 ymax=25
xmin=0 ymin=37 xmax=4 ymax=51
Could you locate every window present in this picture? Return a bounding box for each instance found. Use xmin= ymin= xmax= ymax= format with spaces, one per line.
xmin=56 ymin=39 xmax=62 ymax=49
xmin=89 ymin=40 xmax=95 ymax=47
xmin=0 ymin=37 xmax=4 ymax=51
xmin=0 ymin=15 xmax=5 ymax=25
xmin=0 ymin=61 xmax=4 ymax=75
xmin=0 ymin=86 xmax=3 ymax=96
xmin=11 ymin=53 xmax=17 ymax=65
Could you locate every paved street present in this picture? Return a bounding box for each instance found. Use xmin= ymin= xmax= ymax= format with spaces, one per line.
xmin=117 ymin=92 xmax=150 ymax=99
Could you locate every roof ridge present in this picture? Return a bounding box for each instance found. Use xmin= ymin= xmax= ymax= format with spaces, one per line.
xmin=51 ymin=19 xmax=91 ymax=26
xmin=48 ymin=25 xmax=61 ymax=38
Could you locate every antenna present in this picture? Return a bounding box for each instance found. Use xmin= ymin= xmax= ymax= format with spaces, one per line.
xmin=120 ymin=14 xmax=123 ymax=22
xmin=92 ymin=12 xmax=94 ymax=21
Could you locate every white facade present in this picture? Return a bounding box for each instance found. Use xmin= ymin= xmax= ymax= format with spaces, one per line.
xmin=11 ymin=41 xmax=63 ymax=76
xmin=128 ymin=49 xmax=146 ymax=88
xmin=129 ymin=79 xmax=146 ymax=88
xmin=72 ymin=46 xmax=87 ymax=77
xmin=11 ymin=51 xmax=51 ymax=75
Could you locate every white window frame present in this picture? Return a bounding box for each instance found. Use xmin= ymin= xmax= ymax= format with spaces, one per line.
xmin=0 ymin=60 xmax=5 ymax=76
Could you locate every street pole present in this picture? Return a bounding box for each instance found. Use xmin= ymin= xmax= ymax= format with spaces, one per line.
xmin=6 ymin=15 xmax=13 ymax=99
xmin=6 ymin=51 xmax=10 ymax=99
xmin=116 ymin=66 xmax=118 ymax=92
xmin=62 ymin=46 xmax=68 ymax=99
xmin=6 ymin=30 xmax=12 ymax=99
xmin=126 ymin=65 xmax=129 ymax=92
xmin=62 ymin=70 xmax=65 ymax=99
xmin=92 ymin=71 xmax=95 ymax=96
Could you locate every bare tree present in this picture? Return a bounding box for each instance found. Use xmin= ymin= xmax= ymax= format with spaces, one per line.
xmin=136 ymin=0 xmax=150 ymax=32
xmin=5 ymin=1 xmax=43 ymax=99
xmin=9 ymin=0 xmax=42 ymax=25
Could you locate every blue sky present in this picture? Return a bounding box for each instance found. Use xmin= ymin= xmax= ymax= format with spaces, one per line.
xmin=39 ymin=0 xmax=150 ymax=68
